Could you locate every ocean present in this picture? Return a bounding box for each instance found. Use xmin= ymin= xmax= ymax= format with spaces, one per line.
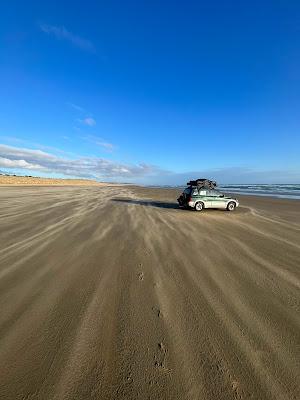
xmin=148 ymin=184 xmax=300 ymax=200
xmin=218 ymin=184 xmax=300 ymax=200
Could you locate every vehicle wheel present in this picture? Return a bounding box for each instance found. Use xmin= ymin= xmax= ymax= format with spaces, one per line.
xmin=227 ymin=202 xmax=236 ymax=211
xmin=195 ymin=202 xmax=204 ymax=211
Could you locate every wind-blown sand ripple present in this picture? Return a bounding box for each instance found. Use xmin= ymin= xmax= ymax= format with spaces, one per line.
xmin=0 ymin=185 xmax=299 ymax=399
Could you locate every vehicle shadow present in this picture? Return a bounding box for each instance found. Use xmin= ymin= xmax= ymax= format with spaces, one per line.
xmin=112 ymin=198 xmax=247 ymax=215
xmin=111 ymin=198 xmax=181 ymax=210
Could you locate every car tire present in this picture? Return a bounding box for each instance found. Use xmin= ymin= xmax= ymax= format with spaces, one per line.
xmin=195 ymin=202 xmax=204 ymax=211
xmin=227 ymin=201 xmax=236 ymax=211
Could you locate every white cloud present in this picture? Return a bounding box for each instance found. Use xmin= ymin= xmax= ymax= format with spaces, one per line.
xmin=67 ymin=103 xmax=95 ymax=128
xmin=1 ymin=143 xmax=298 ymax=184
xmin=0 ymin=136 xmax=75 ymax=157
xmin=67 ymin=102 xmax=85 ymax=113
xmin=81 ymin=117 xmax=96 ymax=126
xmin=0 ymin=144 xmax=163 ymax=180
xmin=39 ymin=23 xmax=95 ymax=53
xmin=0 ymin=157 xmax=44 ymax=170
xmin=99 ymin=142 xmax=114 ymax=151
xmin=82 ymin=135 xmax=115 ymax=152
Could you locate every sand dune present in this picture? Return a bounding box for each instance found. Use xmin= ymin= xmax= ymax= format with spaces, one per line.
xmin=0 ymin=185 xmax=299 ymax=399
xmin=0 ymin=175 xmax=107 ymax=186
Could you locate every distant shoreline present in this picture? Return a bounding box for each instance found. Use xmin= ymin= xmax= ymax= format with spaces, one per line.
xmin=1 ymin=176 xmax=299 ymax=200
xmin=143 ymin=184 xmax=300 ymax=200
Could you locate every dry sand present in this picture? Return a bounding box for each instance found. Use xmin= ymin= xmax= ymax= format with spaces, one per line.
xmin=0 ymin=185 xmax=299 ymax=400
xmin=0 ymin=175 xmax=105 ymax=186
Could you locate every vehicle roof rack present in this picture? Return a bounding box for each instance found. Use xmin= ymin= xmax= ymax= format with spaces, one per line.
xmin=186 ymin=178 xmax=217 ymax=189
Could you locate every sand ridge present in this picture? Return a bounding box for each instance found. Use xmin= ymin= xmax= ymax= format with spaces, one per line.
xmin=0 ymin=185 xmax=299 ymax=399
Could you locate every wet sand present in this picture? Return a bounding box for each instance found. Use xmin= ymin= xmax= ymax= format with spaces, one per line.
xmin=0 ymin=185 xmax=299 ymax=400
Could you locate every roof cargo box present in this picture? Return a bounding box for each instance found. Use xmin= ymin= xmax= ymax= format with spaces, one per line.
xmin=186 ymin=179 xmax=217 ymax=189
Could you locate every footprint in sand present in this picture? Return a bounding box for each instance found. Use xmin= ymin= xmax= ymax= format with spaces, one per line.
xmin=138 ymin=272 xmax=144 ymax=281
xmin=126 ymin=375 xmax=133 ymax=384
xmin=152 ymin=306 xmax=162 ymax=318
xmin=154 ymin=342 xmax=167 ymax=368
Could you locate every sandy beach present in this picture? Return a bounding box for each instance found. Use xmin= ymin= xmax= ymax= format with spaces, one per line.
xmin=0 ymin=184 xmax=299 ymax=400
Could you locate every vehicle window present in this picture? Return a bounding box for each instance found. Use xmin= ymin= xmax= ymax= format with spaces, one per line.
xmin=192 ymin=189 xmax=198 ymax=195
xmin=184 ymin=187 xmax=192 ymax=195
xmin=199 ymin=190 xmax=207 ymax=196
xmin=209 ymin=190 xmax=220 ymax=197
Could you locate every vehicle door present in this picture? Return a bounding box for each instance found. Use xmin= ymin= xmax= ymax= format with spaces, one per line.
xmin=183 ymin=187 xmax=192 ymax=205
xmin=209 ymin=190 xmax=226 ymax=209
xmin=197 ymin=189 xmax=211 ymax=207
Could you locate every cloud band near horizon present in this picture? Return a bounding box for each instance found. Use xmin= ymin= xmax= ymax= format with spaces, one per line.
xmin=0 ymin=143 xmax=299 ymax=184
xmin=0 ymin=144 xmax=163 ymax=180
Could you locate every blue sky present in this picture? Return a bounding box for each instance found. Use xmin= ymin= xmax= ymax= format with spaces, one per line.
xmin=0 ymin=1 xmax=299 ymax=184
